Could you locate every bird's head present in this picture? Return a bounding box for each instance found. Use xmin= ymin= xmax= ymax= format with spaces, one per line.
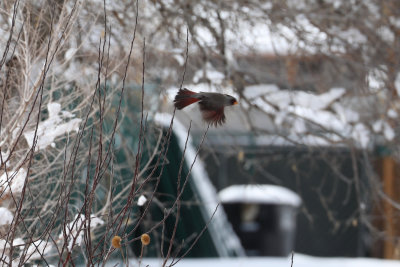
xmin=225 ymin=94 xmax=238 ymax=106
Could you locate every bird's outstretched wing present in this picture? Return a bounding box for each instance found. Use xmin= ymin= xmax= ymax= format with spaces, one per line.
xmin=200 ymin=108 xmax=226 ymax=126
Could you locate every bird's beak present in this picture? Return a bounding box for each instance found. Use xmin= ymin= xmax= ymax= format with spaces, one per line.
xmin=233 ymin=100 xmax=238 ymax=105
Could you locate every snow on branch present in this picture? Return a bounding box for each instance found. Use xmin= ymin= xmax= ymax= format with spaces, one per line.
xmin=23 ymin=103 xmax=81 ymax=151
xmin=60 ymin=214 xmax=104 ymax=251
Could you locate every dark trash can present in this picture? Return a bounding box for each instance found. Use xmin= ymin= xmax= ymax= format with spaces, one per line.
xmin=219 ymin=185 xmax=301 ymax=256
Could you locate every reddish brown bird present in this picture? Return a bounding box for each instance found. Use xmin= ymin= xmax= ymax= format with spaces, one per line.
xmin=174 ymin=88 xmax=238 ymax=126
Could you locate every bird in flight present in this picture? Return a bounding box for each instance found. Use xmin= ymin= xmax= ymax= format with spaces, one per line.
xmin=174 ymin=88 xmax=238 ymax=126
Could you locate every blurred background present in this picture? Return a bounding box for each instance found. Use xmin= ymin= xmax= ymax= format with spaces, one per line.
xmin=1 ymin=0 xmax=400 ymax=265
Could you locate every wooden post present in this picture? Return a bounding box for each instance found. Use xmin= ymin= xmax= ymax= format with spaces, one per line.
xmin=382 ymin=156 xmax=395 ymax=259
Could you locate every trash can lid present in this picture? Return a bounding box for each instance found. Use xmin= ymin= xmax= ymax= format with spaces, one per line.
xmin=219 ymin=184 xmax=301 ymax=207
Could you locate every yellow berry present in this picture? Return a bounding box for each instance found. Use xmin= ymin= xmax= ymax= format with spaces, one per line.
xmin=112 ymin=235 xmax=122 ymax=249
xmin=141 ymin=233 xmax=150 ymax=246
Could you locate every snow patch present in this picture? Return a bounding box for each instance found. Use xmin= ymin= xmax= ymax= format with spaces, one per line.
xmin=378 ymin=26 xmax=395 ymax=43
xmin=292 ymin=118 xmax=307 ymax=134
xmin=0 ymin=168 xmax=27 ymax=194
xmin=332 ymin=27 xmax=367 ymax=46
xmin=383 ymin=121 xmax=395 ymax=141
xmin=0 ymin=238 xmax=24 ymax=250
xmin=242 ymin=84 xmax=394 ymax=148
xmin=137 ymin=195 xmax=147 ymax=206
xmin=351 ymin=123 xmax=370 ymax=148
xmin=64 ymin=48 xmax=77 ymax=61
xmin=219 ymin=184 xmax=301 ymax=207
xmin=24 ymin=102 xmax=81 ymax=151
xmin=25 ymin=240 xmax=52 ymax=261
xmin=332 ymin=103 xmax=360 ymax=123
xmin=0 ymin=207 xmax=13 ymax=226
xmin=372 ymin=120 xmax=395 ymax=141
xmin=192 ymin=63 xmax=225 ymax=84
xmin=243 ymin=84 xmax=280 ymax=99
xmin=388 ymin=109 xmax=398 ymax=118
xmin=292 ymin=88 xmax=345 ymax=110
xmin=324 ymin=0 xmax=342 ymax=9
xmin=173 ymin=54 xmax=185 ymax=66
xmin=0 ymin=151 xmax=9 ymax=162
xmin=243 ymin=86 xmax=345 ymax=111
xmin=372 ymin=120 xmax=383 ymax=132
xmin=110 ymin=253 xmax=400 ymax=267
xmin=390 ymin=17 xmax=400 ymax=28
xmin=368 ymin=68 xmax=387 ymax=92
xmin=289 ymin=105 xmax=346 ymax=133
xmin=61 ymin=214 xmax=104 ymax=251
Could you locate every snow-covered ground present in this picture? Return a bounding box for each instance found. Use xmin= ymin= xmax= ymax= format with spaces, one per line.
xmin=106 ymin=255 xmax=400 ymax=267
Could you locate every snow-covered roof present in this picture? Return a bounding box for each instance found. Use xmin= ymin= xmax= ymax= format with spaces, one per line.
xmin=166 ymin=82 xmax=396 ymax=148
xmin=219 ymin=185 xmax=301 ymax=207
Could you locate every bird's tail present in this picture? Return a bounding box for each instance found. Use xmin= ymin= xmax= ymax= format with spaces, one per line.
xmin=174 ymin=88 xmax=200 ymax=109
